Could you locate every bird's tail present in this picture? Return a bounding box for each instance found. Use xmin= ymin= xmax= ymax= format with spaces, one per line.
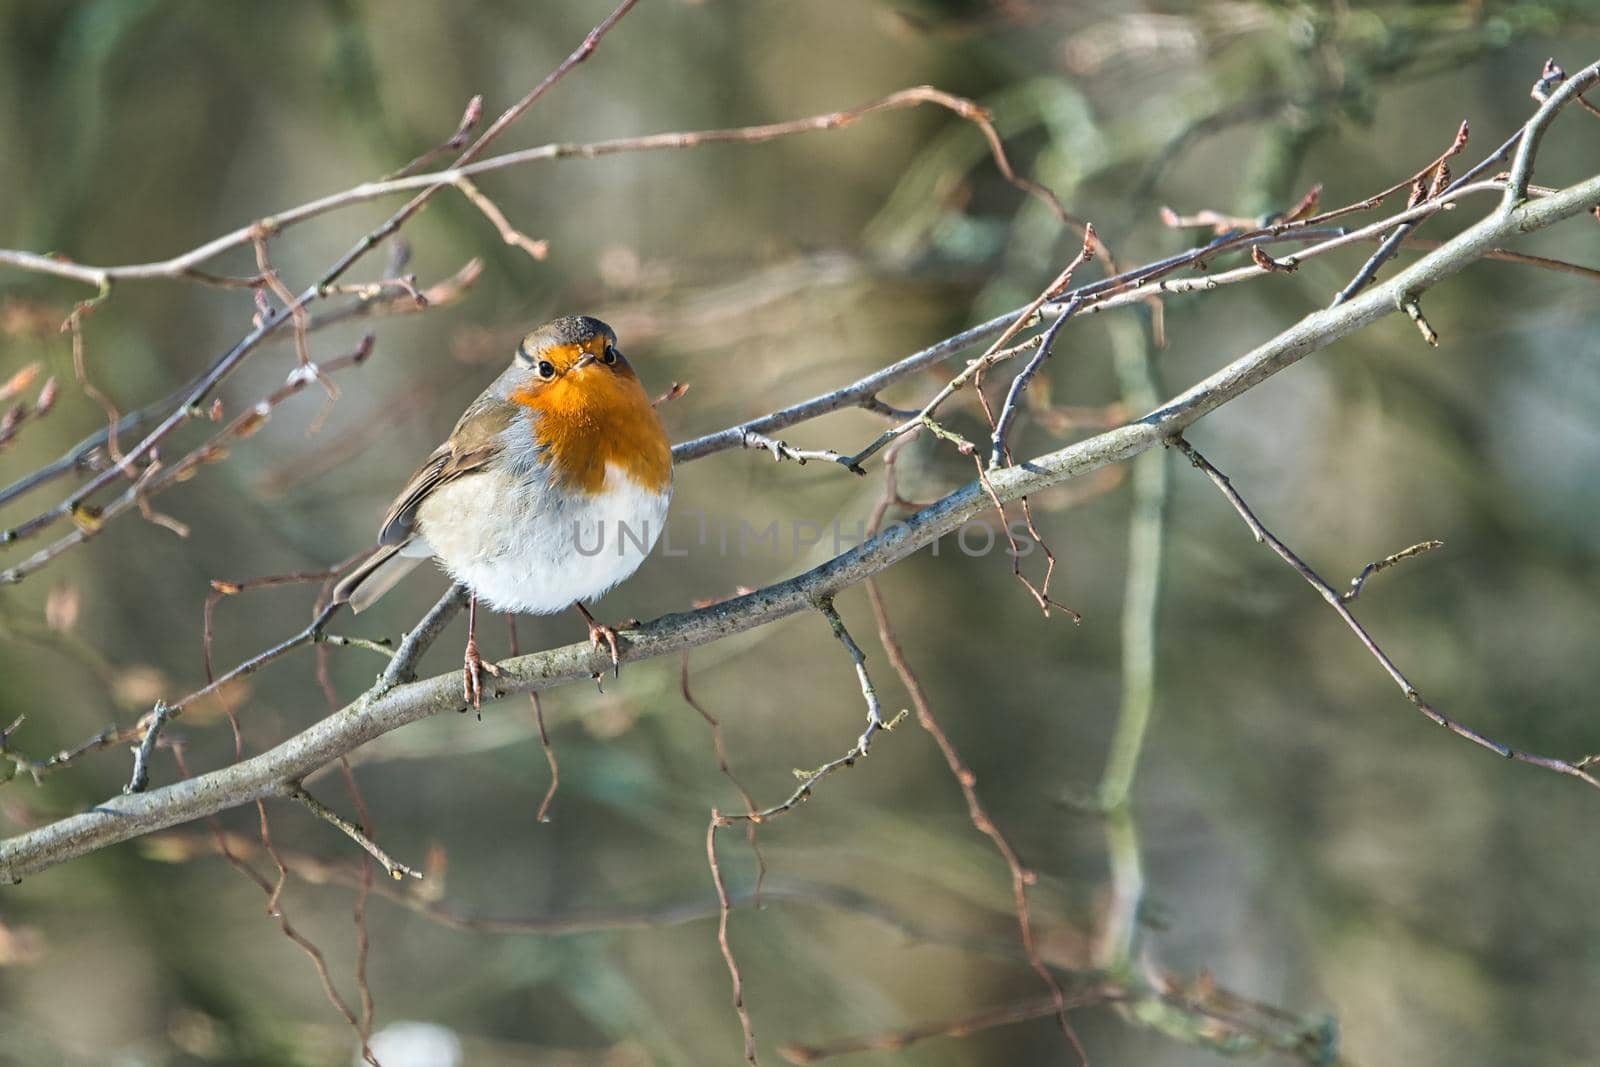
xmin=333 ymin=542 xmax=425 ymax=613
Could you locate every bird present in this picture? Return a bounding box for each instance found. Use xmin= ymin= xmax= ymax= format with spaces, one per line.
xmin=332 ymin=315 xmax=673 ymax=707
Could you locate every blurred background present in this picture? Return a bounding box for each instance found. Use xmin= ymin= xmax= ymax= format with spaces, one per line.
xmin=1 ymin=2 xmax=1599 ymax=1064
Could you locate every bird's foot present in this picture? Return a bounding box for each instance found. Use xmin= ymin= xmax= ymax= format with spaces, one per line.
xmin=462 ymin=635 xmax=502 ymax=710
xmin=575 ymin=603 xmax=628 ymax=677
xmin=587 ymin=618 xmax=622 ymax=676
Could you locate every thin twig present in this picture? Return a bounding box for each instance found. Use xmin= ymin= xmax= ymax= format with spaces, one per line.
xmin=290 ymin=788 xmax=422 ymax=881
xmin=529 ymin=692 xmax=560 ymax=823
xmin=988 ymin=300 xmax=1080 ymax=468
xmin=714 ymin=598 xmax=907 ymax=830
xmin=380 ymin=583 xmax=470 ymax=690
xmin=741 ymin=432 xmax=864 ymax=475
xmin=387 ymin=94 xmax=484 ymax=179
xmin=254 ymin=795 xmax=377 ymax=1066
xmin=453 ymin=176 xmax=549 ymax=261
xmin=815 ymin=596 xmax=888 ymax=753
xmin=841 ymin=250 xmax=1089 ymax=471
xmin=682 ymin=649 xmax=766 ymax=891
xmin=1509 ymin=59 xmax=1600 ymax=202
xmin=708 ymin=814 xmax=759 ymax=1064
xmin=1342 ymin=540 xmax=1444 ymax=603
xmin=1330 ymin=120 xmax=1470 ymax=306
xmin=122 ymin=702 xmax=171 ymax=795
xmin=864 ymin=534 xmax=1081 ymax=1058
xmin=1172 ymin=436 xmax=1600 ymax=790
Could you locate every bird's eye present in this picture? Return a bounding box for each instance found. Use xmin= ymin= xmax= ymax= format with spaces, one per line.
xmin=537 ymin=360 xmax=557 ymax=380
xmin=601 ymin=343 xmax=618 ymax=366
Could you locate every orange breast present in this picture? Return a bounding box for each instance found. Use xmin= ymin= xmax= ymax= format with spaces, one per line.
xmin=511 ymin=371 xmax=671 ymax=495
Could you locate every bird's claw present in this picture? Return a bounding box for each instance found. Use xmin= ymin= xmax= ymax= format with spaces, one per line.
xmin=462 ymin=636 xmax=502 ymax=710
xmin=586 ymin=619 xmax=623 ymax=678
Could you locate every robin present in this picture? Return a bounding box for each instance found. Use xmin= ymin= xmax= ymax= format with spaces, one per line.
xmin=332 ymin=315 xmax=673 ymax=707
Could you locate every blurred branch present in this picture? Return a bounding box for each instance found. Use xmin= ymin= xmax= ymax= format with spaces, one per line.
xmin=779 ymin=955 xmax=1337 ymax=1066
xmin=0 ymin=86 xmax=1064 ymax=291
xmin=143 ymin=828 xmax=1051 ymax=957
xmin=1096 ymin=316 xmax=1167 ymax=812
xmin=4 ymin=156 xmax=1599 ymax=881
xmin=863 ymin=438 xmax=1080 ymax=1060
xmin=778 ymin=993 xmax=1121 ymax=1065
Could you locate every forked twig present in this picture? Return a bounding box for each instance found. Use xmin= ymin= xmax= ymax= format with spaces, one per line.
xmin=1173 ymin=436 xmax=1600 ymax=790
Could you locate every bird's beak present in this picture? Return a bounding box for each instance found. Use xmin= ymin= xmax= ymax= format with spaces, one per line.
xmin=572 ymin=353 xmax=598 ymax=371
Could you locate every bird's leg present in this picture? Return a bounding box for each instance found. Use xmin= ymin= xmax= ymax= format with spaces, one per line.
xmin=462 ymin=593 xmax=502 ymax=710
xmin=574 ymin=601 xmax=623 ymax=676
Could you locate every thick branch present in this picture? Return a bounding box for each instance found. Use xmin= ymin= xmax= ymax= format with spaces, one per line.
xmin=2 ymin=171 xmax=1598 ymax=884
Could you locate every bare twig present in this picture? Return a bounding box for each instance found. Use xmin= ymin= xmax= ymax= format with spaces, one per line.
xmin=1401 ymin=295 xmax=1439 ymax=346
xmin=1511 ymin=59 xmax=1600 ymax=201
xmin=500 ymin=615 xmax=562 ymax=823
xmin=1173 ymin=437 xmax=1600 ymax=790
xmin=841 ymin=250 xmax=1089 ymax=471
xmin=337 ymin=757 xmax=379 ymax=1053
xmin=988 ymin=300 xmax=1080 ymax=468
xmin=740 ymin=431 xmax=864 ymax=475
xmin=254 ymin=795 xmax=377 ymax=1066
xmin=0 ymin=81 xmax=1063 ymax=293
xmin=529 ymin=693 xmax=560 ymax=823
xmin=123 ymin=702 xmax=171 ymax=795
xmin=1330 ymin=121 xmax=1470 ymax=306
xmin=453 ymin=176 xmax=550 ymax=261
xmin=1342 ymin=540 xmax=1445 ymax=603
xmin=715 ymin=599 xmax=908 ymax=826
xmin=64 ymin=298 xmax=128 ymax=474
xmin=387 ymin=94 xmax=484 ymax=179
xmin=815 ymin=597 xmax=889 ymax=754
xmin=1333 ymin=58 xmax=1600 ymax=307
xmin=988 ymin=224 xmax=1100 ymax=467
xmin=682 ymin=649 xmax=766 ymax=890
xmin=290 ymin=788 xmax=422 ymax=881
xmin=708 ymin=814 xmax=758 ymax=1064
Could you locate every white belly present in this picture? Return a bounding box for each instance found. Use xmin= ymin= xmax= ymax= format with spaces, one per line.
xmin=413 ymin=462 xmax=670 ymax=615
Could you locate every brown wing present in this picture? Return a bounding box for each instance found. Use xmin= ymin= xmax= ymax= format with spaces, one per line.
xmin=375 ymin=394 xmax=514 ymax=546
